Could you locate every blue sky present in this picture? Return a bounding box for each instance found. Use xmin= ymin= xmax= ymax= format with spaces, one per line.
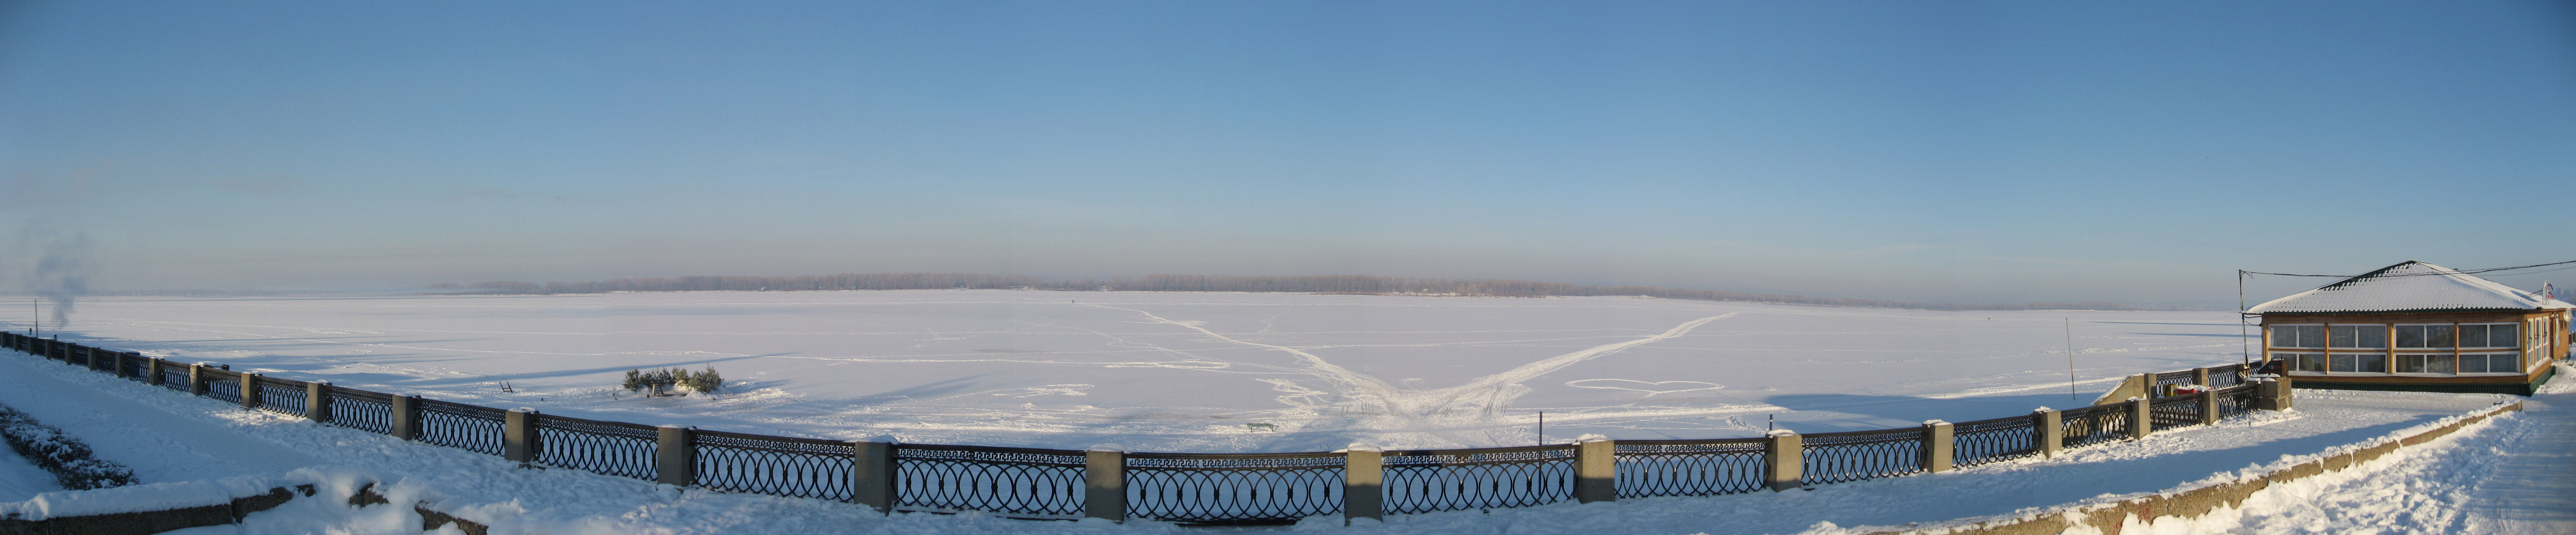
xmin=3 ymin=1 xmax=2572 ymax=304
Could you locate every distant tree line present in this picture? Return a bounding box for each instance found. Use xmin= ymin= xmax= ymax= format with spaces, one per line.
xmin=434 ymin=273 xmax=2213 ymax=311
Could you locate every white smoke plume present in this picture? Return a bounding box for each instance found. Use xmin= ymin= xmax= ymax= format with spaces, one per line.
xmin=22 ymin=232 xmax=97 ymax=330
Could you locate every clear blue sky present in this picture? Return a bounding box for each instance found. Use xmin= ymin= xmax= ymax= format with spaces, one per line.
xmin=3 ymin=1 xmax=2571 ymax=304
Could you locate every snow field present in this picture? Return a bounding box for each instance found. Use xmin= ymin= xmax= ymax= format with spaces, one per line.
xmin=0 ymin=344 xmax=2530 ymax=534
xmin=18 ymin=291 xmax=2259 ymax=451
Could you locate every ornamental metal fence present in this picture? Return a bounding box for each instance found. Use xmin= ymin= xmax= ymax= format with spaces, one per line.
xmin=892 ymin=444 xmax=1088 ymax=517
xmin=1612 ymin=438 xmax=1767 ymax=498
xmin=1125 ymin=451 xmax=1344 ymax=522
xmin=1381 ymin=445 xmax=1576 ymax=514
xmin=1800 ymin=427 xmax=1925 ymax=485
xmin=0 ymin=331 xmax=2279 ymax=525
xmin=536 ymin=414 xmax=660 ymax=481
xmin=255 ymin=376 xmax=307 ymax=417
xmin=1948 ymin=415 xmax=2037 ymax=468
xmin=694 ymin=429 xmax=856 ymax=501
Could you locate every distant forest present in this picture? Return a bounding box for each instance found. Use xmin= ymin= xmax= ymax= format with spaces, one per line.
xmin=434 ymin=273 xmax=2215 ymax=312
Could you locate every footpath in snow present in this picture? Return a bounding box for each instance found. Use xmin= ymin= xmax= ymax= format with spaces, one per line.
xmin=0 ymin=351 xmax=2546 ymax=533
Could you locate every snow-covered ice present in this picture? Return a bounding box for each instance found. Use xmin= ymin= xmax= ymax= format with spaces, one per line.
xmin=17 ymin=291 xmax=2258 ymax=451
xmin=0 ymin=340 xmax=2538 ymax=533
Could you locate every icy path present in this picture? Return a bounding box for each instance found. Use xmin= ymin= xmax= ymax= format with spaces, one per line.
xmin=0 ymin=348 xmax=2529 ymax=534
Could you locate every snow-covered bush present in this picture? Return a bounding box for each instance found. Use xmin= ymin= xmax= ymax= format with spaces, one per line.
xmin=0 ymin=404 xmax=135 ymax=490
xmin=622 ymin=366 xmax=722 ymax=396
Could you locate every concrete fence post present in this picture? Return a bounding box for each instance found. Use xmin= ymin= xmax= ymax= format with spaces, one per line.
xmin=77 ymin=345 xmax=94 ymax=369
xmin=1920 ymin=420 xmax=1954 ymax=473
xmin=849 ymin=437 xmax=896 ymax=514
xmin=1343 ymin=445 xmax=1383 ymax=524
xmin=2255 ymin=377 xmax=2294 ymax=411
xmin=504 ymin=408 xmax=539 ymax=463
xmin=2199 ymin=390 xmax=2221 ymax=425
xmin=240 ymin=373 xmax=262 ymax=410
xmin=146 ymin=358 xmax=164 ymax=387
xmin=2129 ymin=397 xmax=2153 ymax=439
xmin=1765 ymin=430 xmax=1802 ymax=491
xmin=2035 ymin=408 xmax=2063 ymax=458
xmin=306 ymin=381 xmax=332 ymax=423
xmin=111 ymin=351 xmax=129 ymax=378
xmin=390 ymin=395 xmax=419 ymax=441
xmin=2139 ymin=372 xmax=2160 ymax=398
xmin=1084 ymin=445 xmax=1126 ymax=522
xmin=1574 ymin=436 xmax=1616 ymax=503
xmin=188 ymin=364 xmax=208 ymax=396
xmin=655 ymin=425 xmax=694 ymax=486
xmin=2193 ymin=367 xmax=2211 ymax=387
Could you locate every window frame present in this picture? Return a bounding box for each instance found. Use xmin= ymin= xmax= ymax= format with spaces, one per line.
xmin=2460 ymin=322 xmax=2520 ymax=349
xmin=2457 ymin=353 xmax=2523 ymax=376
xmin=2268 ymin=324 xmax=2325 ymax=349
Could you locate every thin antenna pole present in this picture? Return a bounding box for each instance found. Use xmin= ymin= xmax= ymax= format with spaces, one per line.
xmin=2067 ymin=317 xmax=2078 ymax=401
xmin=2240 ymin=270 xmax=2250 ymax=365
xmin=1536 ymin=411 xmax=1544 ymax=446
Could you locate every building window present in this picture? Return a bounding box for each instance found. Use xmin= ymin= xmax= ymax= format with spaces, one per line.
xmin=2460 ymin=353 xmax=2518 ymax=374
xmin=2330 ymin=354 xmax=2387 ymax=373
xmin=2397 ymin=354 xmax=2428 ymax=373
xmin=2460 ymin=324 xmax=2519 ymax=349
xmin=2271 ymin=325 xmax=2324 ymax=348
xmin=2395 ymin=324 xmax=2455 ymax=348
xmin=2329 ymin=325 xmax=2386 ymax=348
xmin=2284 ymin=353 xmax=2327 ymax=372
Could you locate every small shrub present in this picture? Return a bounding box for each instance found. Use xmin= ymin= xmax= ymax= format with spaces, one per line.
xmin=682 ymin=366 xmax=723 ymax=395
xmin=0 ymin=404 xmax=135 ymax=490
xmin=623 ymin=366 xmax=720 ymax=396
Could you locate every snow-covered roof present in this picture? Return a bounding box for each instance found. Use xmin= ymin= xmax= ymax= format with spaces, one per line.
xmin=2248 ymin=260 xmax=2575 ymax=314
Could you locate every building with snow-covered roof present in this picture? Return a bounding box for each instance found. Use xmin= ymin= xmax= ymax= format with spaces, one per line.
xmin=2248 ymin=260 xmax=2570 ymax=395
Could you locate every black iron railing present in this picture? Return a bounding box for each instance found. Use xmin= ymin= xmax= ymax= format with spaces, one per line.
xmin=892 ymin=444 xmax=1088 ymax=517
xmin=1949 ymin=415 xmax=2036 ymax=468
xmin=416 ymin=399 xmax=506 ymax=456
xmin=1125 ymin=451 xmax=1344 ymax=522
xmin=1801 ymin=427 xmax=1924 ymax=485
xmin=2059 ymin=404 xmax=2132 ymax=449
xmin=2148 ymin=395 xmax=2201 ymax=431
xmin=1380 ymin=445 xmax=1575 ymax=514
xmin=255 ymin=377 xmax=307 ymax=416
xmin=535 ymin=414 xmax=659 ymax=481
xmin=329 ymin=388 xmax=396 ymax=435
xmin=695 ymin=430 xmax=855 ymax=501
xmin=201 ymin=368 xmax=243 ymax=404
xmin=1611 ymin=438 xmax=1766 ymax=498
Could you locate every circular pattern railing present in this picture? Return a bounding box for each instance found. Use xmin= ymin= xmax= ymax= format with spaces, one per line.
xmin=1801 ymin=427 xmax=1925 ymax=485
xmin=695 ymin=430 xmax=855 ymax=501
xmin=1612 ymin=438 xmax=1766 ymax=498
xmin=1949 ymin=415 xmax=2037 ymax=468
xmin=1125 ymin=451 xmax=1344 ymax=522
xmin=892 ymin=444 xmax=1087 ymax=517
xmin=1380 ymin=445 xmax=1575 ymax=514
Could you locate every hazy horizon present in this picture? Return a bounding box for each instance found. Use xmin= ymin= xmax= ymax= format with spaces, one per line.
xmin=5 ymin=1 xmax=2572 ymax=306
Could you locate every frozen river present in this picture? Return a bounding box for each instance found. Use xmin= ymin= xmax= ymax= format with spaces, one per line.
xmin=15 ymin=291 xmax=2248 ymax=451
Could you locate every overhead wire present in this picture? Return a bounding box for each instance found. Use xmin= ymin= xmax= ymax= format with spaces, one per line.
xmin=2240 ymin=259 xmax=2576 ymax=278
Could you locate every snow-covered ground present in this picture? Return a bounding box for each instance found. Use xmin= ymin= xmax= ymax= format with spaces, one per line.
xmin=0 ymin=442 xmax=58 ymax=502
xmin=0 ymin=344 xmax=2540 ymax=533
xmin=16 ymin=291 xmax=2253 ymax=451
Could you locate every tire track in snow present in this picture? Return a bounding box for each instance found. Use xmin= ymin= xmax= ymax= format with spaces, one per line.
xmin=1089 ymin=303 xmax=1739 ymax=446
xmin=1395 ymin=313 xmax=1740 ymax=421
